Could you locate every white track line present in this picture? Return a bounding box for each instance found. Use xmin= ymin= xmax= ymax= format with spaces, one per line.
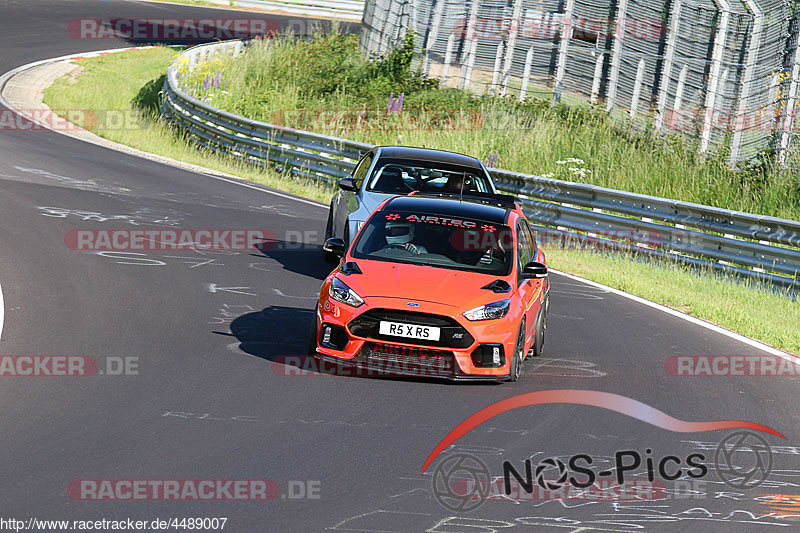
xmin=0 ymin=281 xmax=4 ymax=341
xmin=550 ymin=268 xmax=797 ymax=361
xmin=200 ymin=173 xmax=326 ymax=207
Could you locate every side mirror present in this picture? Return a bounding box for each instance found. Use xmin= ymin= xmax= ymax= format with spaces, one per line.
xmin=323 ymin=237 xmax=346 ymax=257
xmin=521 ymin=261 xmax=548 ymax=279
xmin=338 ymin=178 xmax=358 ymax=192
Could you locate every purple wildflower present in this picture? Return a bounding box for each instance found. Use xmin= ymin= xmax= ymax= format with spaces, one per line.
xmin=398 ymin=93 xmax=404 ymax=113
xmin=386 ymin=92 xmax=394 ymax=113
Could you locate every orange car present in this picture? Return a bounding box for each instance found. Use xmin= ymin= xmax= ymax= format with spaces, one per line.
xmin=310 ymin=192 xmax=550 ymax=381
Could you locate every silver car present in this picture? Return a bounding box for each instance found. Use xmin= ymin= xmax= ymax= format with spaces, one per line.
xmin=324 ymin=146 xmax=498 ymax=259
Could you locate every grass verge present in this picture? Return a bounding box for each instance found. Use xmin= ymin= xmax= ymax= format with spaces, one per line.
xmin=42 ymin=45 xmax=799 ymax=354
xmin=42 ymin=47 xmax=334 ymax=203
xmin=543 ymin=247 xmax=799 ymax=354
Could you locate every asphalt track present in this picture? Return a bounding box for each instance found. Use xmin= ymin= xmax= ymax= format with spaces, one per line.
xmin=0 ymin=1 xmax=798 ymax=531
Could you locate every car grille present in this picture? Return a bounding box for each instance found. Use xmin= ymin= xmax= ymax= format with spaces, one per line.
xmin=347 ymin=308 xmax=474 ymax=348
xmin=354 ymin=342 xmax=458 ymax=377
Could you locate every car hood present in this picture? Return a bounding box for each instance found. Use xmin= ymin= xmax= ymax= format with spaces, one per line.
xmin=358 ymin=190 xmax=394 ymax=218
xmin=343 ymin=259 xmax=509 ymax=311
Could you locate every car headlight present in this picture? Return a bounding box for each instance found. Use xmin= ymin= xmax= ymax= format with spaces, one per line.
xmin=329 ymin=277 xmax=365 ymax=307
xmin=463 ymin=299 xmax=510 ymax=321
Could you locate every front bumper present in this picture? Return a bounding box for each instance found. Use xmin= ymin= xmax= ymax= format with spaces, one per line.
xmin=314 ymin=295 xmax=518 ymax=380
xmin=316 ymin=353 xmax=510 ymax=381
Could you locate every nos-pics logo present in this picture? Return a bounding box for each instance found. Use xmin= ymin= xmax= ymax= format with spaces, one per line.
xmin=431 ymin=431 xmax=773 ymax=513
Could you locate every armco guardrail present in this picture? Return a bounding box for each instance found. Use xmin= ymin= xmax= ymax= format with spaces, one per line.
xmin=162 ymin=40 xmax=800 ymax=292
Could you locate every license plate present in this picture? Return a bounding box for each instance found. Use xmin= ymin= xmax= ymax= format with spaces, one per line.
xmin=379 ymin=321 xmax=440 ymax=341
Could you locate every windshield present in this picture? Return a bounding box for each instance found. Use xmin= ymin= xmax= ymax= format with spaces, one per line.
xmin=365 ymin=159 xmax=492 ymax=195
xmin=352 ymin=210 xmax=514 ymax=275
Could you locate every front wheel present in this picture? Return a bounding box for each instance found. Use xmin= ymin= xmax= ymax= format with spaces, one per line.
xmin=531 ymin=295 xmax=550 ymax=358
xmin=508 ymin=320 xmax=525 ymax=382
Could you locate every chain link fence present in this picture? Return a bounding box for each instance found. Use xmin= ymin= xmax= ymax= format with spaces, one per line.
xmin=360 ymin=0 xmax=800 ymax=168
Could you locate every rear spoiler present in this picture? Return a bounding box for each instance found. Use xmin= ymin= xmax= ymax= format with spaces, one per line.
xmin=410 ymin=191 xmax=519 ymax=209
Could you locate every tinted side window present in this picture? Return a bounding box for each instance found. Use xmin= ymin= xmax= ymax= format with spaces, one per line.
xmin=352 ymin=154 xmax=373 ymax=188
xmin=521 ymin=220 xmax=536 ymax=260
xmin=517 ymin=221 xmax=532 ymax=273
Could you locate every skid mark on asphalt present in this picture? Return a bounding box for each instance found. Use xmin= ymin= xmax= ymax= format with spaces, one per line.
xmin=37 ymin=205 xmax=182 ymax=226
xmin=525 ymin=357 xmax=607 ymax=378
xmin=249 ymin=204 xmax=306 ymax=218
xmin=549 ymin=280 xmax=608 ymax=300
xmin=205 ymin=283 xmax=256 ymax=297
xmin=88 ymin=251 xmax=166 ymax=266
xmin=550 ymin=313 xmax=585 ymax=320
xmin=272 ymin=288 xmax=318 ymax=300
xmin=14 ymin=165 xmax=131 ymax=194
xmin=550 ymin=290 xmax=605 ymax=300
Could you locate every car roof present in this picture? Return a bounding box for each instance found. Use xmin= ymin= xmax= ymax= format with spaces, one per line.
xmin=375 ymin=146 xmax=483 ymax=168
xmin=381 ymin=195 xmax=515 ymax=225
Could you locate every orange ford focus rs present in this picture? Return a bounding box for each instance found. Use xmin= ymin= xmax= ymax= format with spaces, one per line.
xmin=310 ymin=193 xmax=550 ymax=382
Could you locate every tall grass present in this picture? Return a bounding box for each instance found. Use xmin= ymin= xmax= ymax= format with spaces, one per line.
xmin=191 ymin=32 xmax=800 ymax=221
